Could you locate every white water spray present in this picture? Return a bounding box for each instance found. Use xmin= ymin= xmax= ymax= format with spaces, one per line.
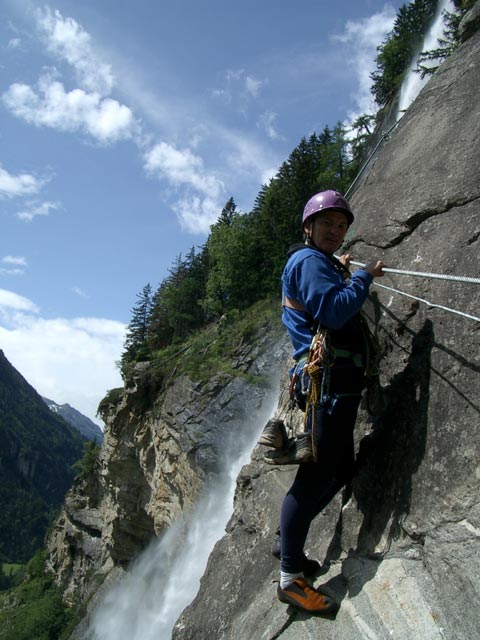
xmin=397 ymin=0 xmax=454 ymax=118
xmin=88 ymin=385 xmax=280 ymax=640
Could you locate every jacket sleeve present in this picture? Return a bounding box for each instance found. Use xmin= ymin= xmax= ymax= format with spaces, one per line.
xmin=293 ymin=254 xmax=373 ymax=329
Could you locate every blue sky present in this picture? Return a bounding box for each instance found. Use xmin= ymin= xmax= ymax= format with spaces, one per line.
xmin=0 ymin=0 xmax=407 ymax=423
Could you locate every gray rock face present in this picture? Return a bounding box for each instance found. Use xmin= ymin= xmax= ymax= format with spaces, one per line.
xmin=173 ymin=25 xmax=480 ymax=640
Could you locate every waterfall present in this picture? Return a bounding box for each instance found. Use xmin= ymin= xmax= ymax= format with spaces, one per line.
xmin=87 ymin=385 xmax=280 ymax=640
xmin=397 ymin=0 xmax=454 ymax=118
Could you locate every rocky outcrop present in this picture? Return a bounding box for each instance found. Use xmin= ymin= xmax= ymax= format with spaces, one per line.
xmin=173 ymin=22 xmax=480 ymax=640
xmin=46 ymin=320 xmax=289 ymax=609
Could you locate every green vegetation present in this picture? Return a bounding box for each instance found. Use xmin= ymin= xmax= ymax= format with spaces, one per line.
xmin=149 ymin=298 xmax=283 ymax=391
xmin=0 ymin=564 xmax=23 ymax=591
xmin=0 ymin=552 xmax=74 ymax=640
xmin=72 ymin=441 xmax=100 ymax=479
xmin=0 ymin=352 xmax=86 ymax=563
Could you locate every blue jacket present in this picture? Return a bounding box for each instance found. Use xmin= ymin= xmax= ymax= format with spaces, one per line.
xmin=281 ymin=246 xmax=373 ymax=360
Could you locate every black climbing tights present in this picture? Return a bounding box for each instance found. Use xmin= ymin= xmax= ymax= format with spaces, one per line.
xmin=280 ymin=391 xmax=362 ymax=573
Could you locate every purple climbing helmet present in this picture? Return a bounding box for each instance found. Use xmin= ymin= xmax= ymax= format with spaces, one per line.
xmin=302 ymin=190 xmax=354 ymax=228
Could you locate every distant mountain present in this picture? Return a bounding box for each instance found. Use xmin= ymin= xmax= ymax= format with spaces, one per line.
xmin=42 ymin=398 xmax=103 ymax=444
xmin=0 ymin=349 xmax=86 ymax=563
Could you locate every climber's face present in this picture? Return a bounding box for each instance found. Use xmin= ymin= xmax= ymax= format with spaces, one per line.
xmin=304 ymin=210 xmax=349 ymax=254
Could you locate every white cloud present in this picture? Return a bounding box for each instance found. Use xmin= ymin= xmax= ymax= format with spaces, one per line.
xmin=144 ymin=141 xmax=225 ymax=232
xmin=17 ymin=200 xmax=59 ymax=222
xmin=72 ymin=286 xmax=88 ymax=298
xmin=0 ymin=256 xmax=27 ymax=276
xmin=258 ymin=111 xmax=281 ymax=140
xmin=0 ymin=268 xmax=25 ymax=276
xmin=8 ymin=37 xmax=21 ymax=49
xmin=3 ymin=73 xmax=136 ymax=144
xmin=2 ymin=256 xmax=27 ymax=266
xmin=0 ymin=288 xmax=39 ymax=313
xmin=211 ymin=88 xmax=231 ymax=103
xmin=213 ymin=69 xmax=263 ymax=105
xmin=0 ymin=165 xmax=44 ymax=198
xmin=219 ymin=126 xmax=279 ymax=183
xmin=2 ymin=9 xmax=137 ymax=145
xmin=261 ymin=166 xmax=278 ymax=186
xmin=36 ymin=7 xmax=114 ymax=95
xmin=0 ymin=290 xmax=125 ymax=424
xmin=245 ymin=75 xmax=262 ymax=98
xmin=332 ymin=7 xmax=397 ymax=122
xmin=225 ymin=69 xmax=245 ymax=82
xmin=144 ymin=142 xmax=224 ymax=198
xmin=175 ymin=195 xmax=223 ymax=234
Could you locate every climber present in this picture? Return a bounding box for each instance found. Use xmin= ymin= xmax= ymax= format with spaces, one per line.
xmin=268 ymin=189 xmax=384 ymax=615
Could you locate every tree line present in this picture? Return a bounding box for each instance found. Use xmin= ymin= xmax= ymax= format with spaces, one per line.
xmin=121 ymin=0 xmax=472 ymax=375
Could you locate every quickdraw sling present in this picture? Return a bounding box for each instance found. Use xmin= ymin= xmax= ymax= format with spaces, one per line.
xmin=303 ymin=327 xmax=335 ymax=462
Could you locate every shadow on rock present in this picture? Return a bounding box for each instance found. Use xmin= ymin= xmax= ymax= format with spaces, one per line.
xmin=341 ymin=319 xmax=434 ymax=599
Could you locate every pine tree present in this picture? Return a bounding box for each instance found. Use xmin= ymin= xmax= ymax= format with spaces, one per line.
xmin=416 ymin=4 xmax=471 ymax=77
xmin=121 ymin=283 xmax=153 ymax=368
xmin=218 ymin=197 xmax=237 ymax=226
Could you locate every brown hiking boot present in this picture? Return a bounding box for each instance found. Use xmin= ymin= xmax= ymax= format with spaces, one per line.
xmin=277 ymin=578 xmax=339 ymax=615
xmin=263 ymin=434 xmax=313 ymax=465
xmin=257 ymin=418 xmax=288 ymax=449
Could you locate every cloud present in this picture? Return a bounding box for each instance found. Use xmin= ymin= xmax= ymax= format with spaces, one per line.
xmin=258 ymin=111 xmax=281 ymax=140
xmin=8 ymin=37 xmax=21 ymax=49
xmin=2 ymin=256 xmax=27 ymax=267
xmin=218 ymin=126 xmax=279 ymax=183
xmin=0 ymin=288 xmax=39 ymax=313
xmin=0 ymin=165 xmax=44 ymax=198
xmin=175 ymin=195 xmax=223 ymax=234
xmin=0 ymin=290 xmax=125 ymax=424
xmin=260 ymin=166 xmax=278 ymax=186
xmin=35 ymin=7 xmax=114 ymax=95
xmin=0 ymin=268 xmax=25 ymax=276
xmin=72 ymin=286 xmax=88 ymax=298
xmin=245 ymin=75 xmax=262 ymax=98
xmin=332 ymin=6 xmax=397 ymax=121
xmin=2 ymin=8 xmax=138 ymax=145
xmin=144 ymin=142 xmax=224 ymax=198
xmin=17 ymin=200 xmax=60 ymax=222
xmin=144 ymin=141 xmax=225 ymax=232
xmin=212 ymin=69 xmax=264 ymax=105
xmin=0 ymin=256 xmax=27 ymax=276
xmin=3 ymin=73 xmax=136 ymax=144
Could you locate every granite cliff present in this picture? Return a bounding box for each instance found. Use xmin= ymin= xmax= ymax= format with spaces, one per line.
xmin=173 ymin=13 xmax=480 ymax=640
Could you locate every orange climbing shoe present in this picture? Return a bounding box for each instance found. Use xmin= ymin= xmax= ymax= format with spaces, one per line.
xmin=277 ymin=578 xmax=339 ymax=615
